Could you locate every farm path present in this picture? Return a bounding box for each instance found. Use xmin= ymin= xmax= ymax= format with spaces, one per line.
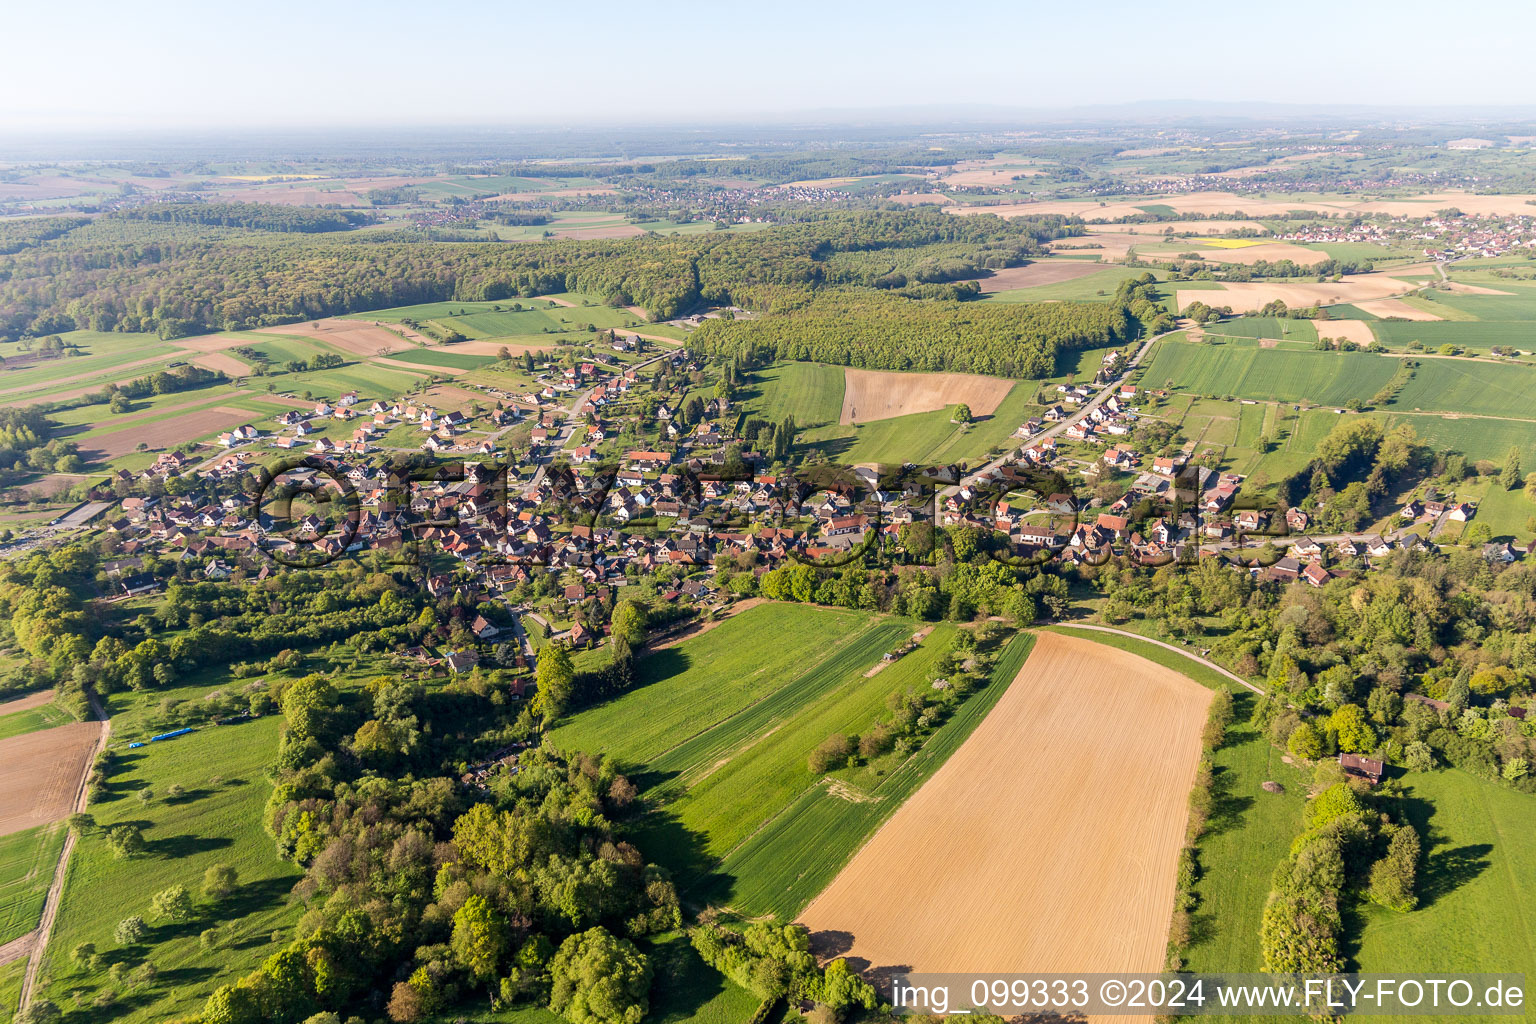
xmin=18 ymin=689 xmax=109 ymax=1012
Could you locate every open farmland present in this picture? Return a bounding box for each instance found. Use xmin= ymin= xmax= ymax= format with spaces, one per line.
xmin=839 ymin=368 xmax=1015 ymax=424
xmin=971 ymin=260 xmax=1108 ymax=293
xmin=0 ymin=722 xmax=102 ymax=837
xmin=1141 ymin=337 xmax=1396 ymax=405
xmin=805 ymin=384 xmax=1038 ymax=467
xmin=720 ymin=632 xmax=1036 ymax=919
xmin=76 ymin=406 xmax=259 ymax=460
xmin=257 ymin=317 xmax=420 ymax=355
xmin=39 ymin=718 xmax=305 ymax=1022
xmin=0 ymin=824 xmax=66 ymax=946
xmin=549 ymin=604 xmax=878 ymax=766
xmin=741 ymin=362 xmax=845 ymax=428
xmin=0 ymin=697 xmax=73 ymax=742
xmin=798 ymin=631 xmax=1212 ymax=979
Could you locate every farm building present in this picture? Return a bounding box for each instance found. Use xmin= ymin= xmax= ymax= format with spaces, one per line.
xmin=1340 ymin=753 xmax=1384 ymax=785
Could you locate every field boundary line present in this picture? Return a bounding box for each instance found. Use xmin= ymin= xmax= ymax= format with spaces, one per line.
xmin=1048 ymin=622 xmax=1265 ymax=695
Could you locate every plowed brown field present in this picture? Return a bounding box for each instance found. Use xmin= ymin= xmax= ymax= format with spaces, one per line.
xmin=840 ymin=369 xmax=1014 ymax=424
xmin=798 ymin=631 xmax=1211 ymax=986
xmin=0 ymin=722 xmax=104 ymax=837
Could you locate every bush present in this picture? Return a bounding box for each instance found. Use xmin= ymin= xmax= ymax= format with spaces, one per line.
xmin=807 ymin=734 xmax=855 ymax=773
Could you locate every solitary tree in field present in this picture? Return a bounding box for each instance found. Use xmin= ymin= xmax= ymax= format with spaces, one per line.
xmin=953 ymin=403 xmax=972 ymax=424
xmin=151 ymin=884 xmax=193 ymax=922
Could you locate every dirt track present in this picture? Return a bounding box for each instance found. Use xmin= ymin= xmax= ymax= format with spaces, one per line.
xmin=798 ymin=631 xmax=1211 ymax=988
xmin=840 ymin=369 xmax=1014 ymax=425
xmin=0 ymin=722 xmax=104 ymax=837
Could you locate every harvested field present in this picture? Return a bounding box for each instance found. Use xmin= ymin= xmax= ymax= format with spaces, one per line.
xmin=188 ymin=353 xmax=250 ymax=376
xmin=798 ymin=632 xmax=1212 ymax=981
xmin=1046 ymin=232 xmax=1142 ymax=259
xmin=370 ymin=357 xmax=465 ymax=376
xmin=839 ymin=369 xmax=1014 ymax=424
xmin=1177 ymin=272 xmax=1425 ymax=312
xmin=1171 ymin=242 xmax=1326 ymax=266
xmin=972 ymin=261 xmax=1107 ymax=292
xmin=1352 ymin=299 xmax=1443 ymax=320
xmin=1318 ymin=320 xmax=1377 ymax=347
xmin=0 ymin=723 xmax=103 ymax=837
xmin=419 ymin=383 xmax=488 ymax=409
xmin=262 ymin=318 xmax=420 ymax=355
xmin=80 ymin=406 xmax=257 ymax=458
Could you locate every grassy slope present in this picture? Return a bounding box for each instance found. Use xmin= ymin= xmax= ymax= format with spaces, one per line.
xmin=549 ymin=604 xmax=876 ymax=765
xmin=0 ymin=823 xmax=67 ymax=945
xmin=0 ymin=958 xmax=24 ymax=1024
xmin=1356 ymin=771 xmax=1536 ymax=978
xmin=803 ymin=384 xmax=1034 ymax=467
xmin=40 ymin=717 xmax=302 ymax=1022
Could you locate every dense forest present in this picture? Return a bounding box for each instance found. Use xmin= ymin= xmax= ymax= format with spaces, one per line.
xmin=112 ymin=202 xmax=372 ymax=233
xmin=688 ymin=291 xmax=1130 ymax=378
xmin=0 ymin=209 xmax=1080 ymax=340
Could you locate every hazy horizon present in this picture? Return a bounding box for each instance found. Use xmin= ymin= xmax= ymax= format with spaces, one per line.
xmin=6 ymin=0 xmax=1536 ymax=133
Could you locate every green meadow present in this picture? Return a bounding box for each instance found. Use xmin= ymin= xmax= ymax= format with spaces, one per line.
xmin=40 ymin=717 xmax=304 ymax=1022
xmin=553 ymin=604 xmax=1036 ymax=918
xmin=1141 ymin=337 xmax=1396 ymax=406
xmin=739 ymin=362 xmax=845 ymax=428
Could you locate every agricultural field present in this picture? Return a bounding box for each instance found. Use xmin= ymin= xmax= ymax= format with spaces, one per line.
xmin=0 ymin=722 xmax=102 ymax=838
xmin=798 ymin=632 xmax=1212 ymax=975
xmin=802 ymin=385 xmax=1039 ymax=467
xmin=1140 ymin=336 xmax=1397 ymax=406
xmin=737 ymin=362 xmax=845 ymax=428
xmin=552 ymin=605 xmax=1045 ymax=921
xmin=721 ymin=632 xmax=1036 ymax=919
xmin=548 ymin=604 xmax=879 ymax=765
xmin=838 ymin=368 xmax=1014 ymax=424
xmin=0 ymin=823 xmax=67 ymax=945
xmin=383 ymin=348 xmax=498 ymax=371
xmin=1355 ymin=771 xmax=1536 ymax=979
xmin=0 ymin=697 xmax=73 ymax=741
xmin=982 ymin=264 xmax=1150 ymax=303
xmin=38 ymin=717 xmax=305 ymax=1022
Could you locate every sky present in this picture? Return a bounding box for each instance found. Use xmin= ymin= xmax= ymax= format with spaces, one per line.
xmin=5 ymin=0 xmax=1536 ymax=132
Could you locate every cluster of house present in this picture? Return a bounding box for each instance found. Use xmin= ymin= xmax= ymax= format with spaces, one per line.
xmin=1281 ymin=212 xmax=1536 ymax=262
xmin=1023 ymin=383 xmax=1140 ymax=447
